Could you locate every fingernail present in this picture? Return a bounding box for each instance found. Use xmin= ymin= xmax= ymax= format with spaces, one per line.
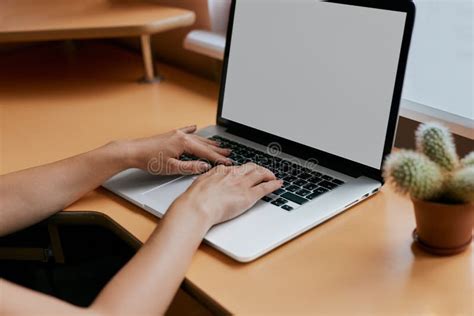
xmin=200 ymin=163 xmax=211 ymax=171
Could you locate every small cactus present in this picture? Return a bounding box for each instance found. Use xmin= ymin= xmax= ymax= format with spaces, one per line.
xmin=415 ymin=122 xmax=459 ymax=171
xmin=384 ymin=122 xmax=473 ymax=204
xmin=383 ymin=151 xmax=444 ymax=200
xmin=444 ymin=167 xmax=474 ymax=203
xmin=461 ymin=152 xmax=474 ymax=167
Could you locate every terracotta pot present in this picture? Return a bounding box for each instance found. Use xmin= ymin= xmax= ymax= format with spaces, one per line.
xmin=412 ymin=198 xmax=474 ymax=255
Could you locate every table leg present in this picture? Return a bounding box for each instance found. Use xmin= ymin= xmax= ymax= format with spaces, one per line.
xmin=140 ymin=34 xmax=162 ymax=83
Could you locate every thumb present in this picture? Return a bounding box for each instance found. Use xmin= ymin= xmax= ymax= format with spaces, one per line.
xmin=179 ymin=125 xmax=197 ymax=134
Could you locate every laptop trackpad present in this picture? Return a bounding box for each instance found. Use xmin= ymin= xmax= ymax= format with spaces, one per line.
xmin=141 ymin=176 xmax=196 ymax=216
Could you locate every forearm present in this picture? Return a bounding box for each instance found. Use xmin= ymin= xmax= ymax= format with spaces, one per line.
xmin=91 ymin=202 xmax=212 ymax=315
xmin=2 ymin=162 xmax=279 ymax=315
xmin=2 ymin=203 xmax=211 ymax=316
xmin=0 ymin=141 xmax=131 ymax=236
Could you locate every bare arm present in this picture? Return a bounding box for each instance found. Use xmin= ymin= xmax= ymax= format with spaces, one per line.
xmin=2 ymin=164 xmax=281 ymax=315
xmin=0 ymin=126 xmax=231 ymax=236
xmin=1 ymin=125 xmax=281 ymax=315
xmin=0 ymin=204 xmax=208 ymax=316
xmin=0 ymin=141 xmax=128 ymax=236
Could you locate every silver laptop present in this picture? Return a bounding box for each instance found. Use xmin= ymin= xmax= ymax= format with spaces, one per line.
xmin=104 ymin=0 xmax=415 ymax=262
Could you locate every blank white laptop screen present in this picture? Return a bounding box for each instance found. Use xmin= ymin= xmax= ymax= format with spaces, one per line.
xmin=221 ymin=0 xmax=407 ymax=169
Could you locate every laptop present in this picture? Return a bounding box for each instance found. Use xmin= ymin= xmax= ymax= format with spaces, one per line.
xmin=104 ymin=0 xmax=415 ymax=262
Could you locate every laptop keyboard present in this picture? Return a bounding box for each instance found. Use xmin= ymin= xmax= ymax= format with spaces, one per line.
xmin=181 ymin=136 xmax=345 ymax=212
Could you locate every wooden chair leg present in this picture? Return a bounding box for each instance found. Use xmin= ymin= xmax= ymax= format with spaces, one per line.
xmin=140 ymin=34 xmax=162 ymax=83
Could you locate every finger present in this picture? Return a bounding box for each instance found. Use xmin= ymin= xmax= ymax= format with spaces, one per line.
xmin=179 ymin=125 xmax=197 ymax=134
xmin=251 ymin=180 xmax=284 ymax=200
xmin=206 ymin=144 xmax=232 ymax=156
xmin=187 ymin=141 xmax=233 ymax=165
xmin=188 ymin=135 xmax=232 ymax=156
xmin=168 ymin=159 xmax=211 ymax=175
xmin=195 ymin=135 xmax=220 ymax=146
xmin=240 ymin=163 xmax=276 ymax=185
xmin=197 ymin=164 xmax=231 ymax=181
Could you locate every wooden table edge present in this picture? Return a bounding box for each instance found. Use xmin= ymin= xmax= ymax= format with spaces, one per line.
xmin=0 ymin=12 xmax=196 ymax=43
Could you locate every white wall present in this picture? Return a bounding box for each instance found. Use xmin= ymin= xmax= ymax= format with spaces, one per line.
xmin=402 ymin=0 xmax=473 ymax=121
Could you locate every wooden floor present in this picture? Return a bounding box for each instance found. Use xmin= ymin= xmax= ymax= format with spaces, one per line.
xmin=0 ymin=40 xmax=220 ymax=174
xmin=0 ymin=40 xmax=218 ymax=315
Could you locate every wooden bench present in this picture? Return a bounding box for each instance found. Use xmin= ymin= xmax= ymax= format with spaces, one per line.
xmin=0 ymin=0 xmax=196 ymax=82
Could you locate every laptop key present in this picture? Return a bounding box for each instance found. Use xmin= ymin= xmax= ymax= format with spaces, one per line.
xmin=281 ymin=192 xmax=309 ymax=205
xmin=273 ymin=188 xmax=285 ymax=195
xmin=308 ymin=177 xmax=322 ymax=184
xmin=303 ymin=183 xmax=318 ymax=191
xmin=307 ymin=192 xmax=323 ymax=200
xmin=293 ymin=179 xmax=307 ymax=187
xmin=290 ymin=169 xmax=302 ymax=176
xmin=295 ymin=189 xmax=311 ymax=196
xmin=283 ymin=175 xmax=297 ymax=182
xmin=314 ymin=186 xmax=329 ymax=194
xmin=319 ymin=180 xmax=338 ymax=190
xmin=281 ymin=205 xmax=294 ymax=211
xmin=261 ymin=196 xmax=273 ymax=202
xmin=298 ymin=173 xmax=312 ymax=180
xmin=271 ymin=198 xmax=288 ymax=207
xmin=321 ymin=175 xmax=333 ymax=181
xmin=333 ymin=179 xmax=345 ymax=185
xmin=280 ymin=162 xmax=292 ymax=172
xmin=275 ymin=172 xmax=285 ymax=179
xmin=286 ymin=185 xmax=299 ymax=192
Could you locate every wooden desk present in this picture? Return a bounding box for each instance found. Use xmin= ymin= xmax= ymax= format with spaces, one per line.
xmin=1 ymin=42 xmax=472 ymax=315
xmin=0 ymin=0 xmax=196 ymax=82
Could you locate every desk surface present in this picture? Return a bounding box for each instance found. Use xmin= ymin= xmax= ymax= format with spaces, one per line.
xmin=0 ymin=0 xmax=195 ymax=42
xmin=1 ymin=42 xmax=472 ymax=316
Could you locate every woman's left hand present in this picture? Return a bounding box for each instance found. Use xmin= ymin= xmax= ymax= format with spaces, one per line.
xmin=122 ymin=125 xmax=232 ymax=175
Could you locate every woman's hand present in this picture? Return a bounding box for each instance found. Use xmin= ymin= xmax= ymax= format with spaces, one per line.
xmin=170 ymin=163 xmax=283 ymax=227
xmin=124 ymin=125 xmax=233 ymax=175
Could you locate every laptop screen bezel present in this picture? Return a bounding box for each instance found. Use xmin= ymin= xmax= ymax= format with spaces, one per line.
xmin=216 ymin=0 xmax=415 ymax=182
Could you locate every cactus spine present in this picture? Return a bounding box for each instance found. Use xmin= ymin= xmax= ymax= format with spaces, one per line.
xmin=383 ymin=151 xmax=444 ymax=200
xmin=384 ymin=122 xmax=474 ymax=204
xmin=415 ymin=122 xmax=459 ymax=171
xmin=444 ymin=167 xmax=474 ymax=203
xmin=461 ymin=152 xmax=474 ymax=167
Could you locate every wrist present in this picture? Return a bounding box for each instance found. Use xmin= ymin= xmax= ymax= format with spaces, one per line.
xmin=168 ymin=197 xmax=215 ymax=231
xmin=104 ymin=140 xmax=137 ymax=170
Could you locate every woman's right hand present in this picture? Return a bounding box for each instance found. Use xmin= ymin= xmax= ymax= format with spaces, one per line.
xmin=170 ymin=163 xmax=283 ymax=227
